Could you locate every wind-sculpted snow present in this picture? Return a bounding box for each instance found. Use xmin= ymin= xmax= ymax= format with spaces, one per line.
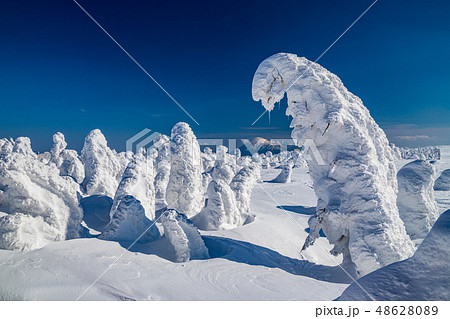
xmin=270 ymin=163 xmax=293 ymax=183
xmin=50 ymin=133 xmax=84 ymax=183
xmin=153 ymin=134 xmax=171 ymax=210
xmin=397 ymin=160 xmax=439 ymax=242
xmin=160 ymin=209 xmax=209 ymax=262
xmin=338 ymin=210 xmax=450 ymax=300
xmin=110 ymin=151 xmax=156 ymax=221
xmin=434 ymin=169 xmax=450 ymax=191
xmin=0 ymin=141 xmax=82 ymax=251
xmin=230 ymin=164 xmax=261 ymax=219
xmin=252 ymin=53 xmax=414 ymax=275
xmin=81 ymin=129 xmax=130 ymax=197
xmin=166 ymin=123 xmax=203 ymax=218
xmin=100 ymin=195 xmax=160 ymax=243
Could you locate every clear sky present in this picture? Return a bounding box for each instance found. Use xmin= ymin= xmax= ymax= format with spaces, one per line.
xmin=1 ymin=0 xmax=449 ymax=152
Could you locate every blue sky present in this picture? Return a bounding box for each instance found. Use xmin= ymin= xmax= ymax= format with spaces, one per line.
xmin=1 ymin=0 xmax=449 ymax=151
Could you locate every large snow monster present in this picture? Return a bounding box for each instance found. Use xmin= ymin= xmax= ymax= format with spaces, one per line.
xmin=252 ymin=53 xmax=414 ymax=275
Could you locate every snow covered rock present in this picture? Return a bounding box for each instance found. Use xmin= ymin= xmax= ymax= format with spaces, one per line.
xmin=397 ymin=160 xmax=439 ymax=242
xmin=434 ymin=169 xmax=450 ymax=191
xmin=0 ymin=145 xmax=83 ymax=251
xmin=100 ymin=195 xmax=160 ymax=243
xmin=270 ymin=163 xmax=293 ymax=183
xmin=252 ymin=52 xmax=414 ymax=275
xmin=230 ymin=164 xmax=261 ymax=219
xmin=81 ymin=129 xmax=128 ymax=197
xmin=153 ymin=134 xmax=171 ymax=210
xmin=338 ymin=209 xmax=450 ymax=301
xmin=110 ymin=150 xmax=156 ymax=221
xmin=166 ymin=123 xmax=203 ymax=218
xmin=160 ymin=209 xmax=209 ymax=262
xmin=194 ymin=179 xmax=241 ymax=230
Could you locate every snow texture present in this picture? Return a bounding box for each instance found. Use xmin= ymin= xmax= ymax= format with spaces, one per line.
xmin=160 ymin=209 xmax=209 ymax=262
xmin=434 ymin=169 xmax=450 ymax=191
xmin=110 ymin=150 xmax=156 ymax=221
xmin=252 ymin=52 xmax=414 ymax=275
xmin=397 ymin=160 xmax=439 ymax=242
xmin=81 ymin=129 xmax=130 ymax=197
xmin=338 ymin=209 xmax=450 ymax=301
xmin=50 ymin=132 xmax=85 ymax=183
xmin=0 ymin=138 xmax=82 ymax=251
xmin=166 ymin=123 xmax=203 ymax=218
xmin=100 ymin=195 xmax=160 ymax=243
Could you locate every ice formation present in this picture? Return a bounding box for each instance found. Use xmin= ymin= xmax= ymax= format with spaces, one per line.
xmin=397 ymin=160 xmax=439 ymax=242
xmin=49 ymin=132 xmax=84 ymax=183
xmin=252 ymin=52 xmax=414 ymax=275
xmin=0 ymin=138 xmax=82 ymax=251
xmin=338 ymin=209 xmax=450 ymax=301
xmin=160 ymin=209 xmax=209 ymax=262
xmin=81 ymin=129 xmax=129 ymax=197
xmin=165 ymin=123 xmax=203 ymax=218
xmin=434 ymin=169 xmax=450 ymax=191
xmin=153 ymin=134 xmax=171 ymax=210
xmin=230 ymin=164 xmax=261 ymax=219
xmin=100 ymin=195 xmax=160 ymax=243
xmin=110 ymin=150 xmax=156 ymax=221
xmin=270 ymin=163 xmax=293 ymax=183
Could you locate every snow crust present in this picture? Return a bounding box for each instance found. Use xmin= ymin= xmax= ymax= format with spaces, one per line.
xmin=252 ymin=53 xmax=414 ymax=275
xmin=166 ymin=123 xmax=203 ymax=217
xmin=397 ymin=160 xmax=439 ymax=242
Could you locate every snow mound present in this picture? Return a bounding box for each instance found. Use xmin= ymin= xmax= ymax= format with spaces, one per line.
xmin=0 ymin=140 xmax=82 ymax=251
xmin=81 ymin=129 xmax=129 ymax=197
xmin=252 ymin=52 xmax=414 ymax=275
xmin=434 ymin=169 xmax=450 ymax=191
xmin=338 ymin=209 xmax=450 ymax=301
xmin=270 ymin=163 xmax=293 ymax=183
xmin=110 ymin=151 xmax=155 ymax=221
xmin=160 ymin=209 xmax=209 ymax=262
xmin=100 ymin=195 xmax=160 ymax=243
xmin=397 ymin=160 xmax=439 ymax=242
xmin=166 ymin=123 xmax=203 ymax=218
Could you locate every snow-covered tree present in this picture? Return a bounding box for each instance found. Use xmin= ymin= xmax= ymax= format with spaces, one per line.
xmin=201 ymin=147 xmax=215 ymax=173
xmin=165 ymin=123 xmax=203 ymax=218
xmin=252 ymin=52 xmax=414 ymax=275
xmin=49 ymin=132 xmax=84 ymax=184
xmin=81 ymin=129 xmax=128 ymax=197
xmin=397 ymin=160 xmax=439 ymax=242
xmin=153 ymin=134 xmax=171 ymax=210
xmin=0 ymin=138 xmax=82 ymax=251
xmin=434 ymin=169 xmax=450 ymax=191
xmin=230 ymin=164 xmax=261 ymax=219
xmin=160 ymin=209 xmax=209 ymax=262
xmin=110 ymin=150 xmax=156 ymax=221
xmin=100 ymin=195 xmax=160 ymax=243
xmin=270 ymin=162 xmax=293 ymax=183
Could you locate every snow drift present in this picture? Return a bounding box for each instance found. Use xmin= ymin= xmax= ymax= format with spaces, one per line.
xmin=397 ymin=160 xmax=439 ymax=242
xmin=252 ymin=52 xmax=414 ymax=275
xmin=338 ymin=209 xmax=450 ymax=301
